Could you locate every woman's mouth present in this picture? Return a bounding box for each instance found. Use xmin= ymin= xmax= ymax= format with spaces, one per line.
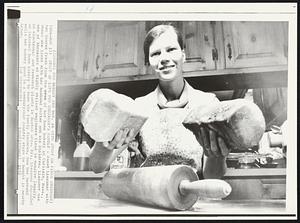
xmin=157 ymin=65 xmax=175 ymax=72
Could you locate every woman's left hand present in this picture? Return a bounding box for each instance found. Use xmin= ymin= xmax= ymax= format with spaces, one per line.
xmin=194 ymin=126 xmax=230 ymax=158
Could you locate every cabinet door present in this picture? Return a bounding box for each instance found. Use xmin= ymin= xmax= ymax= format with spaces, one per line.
xmin=91 ymin=21 xmax=145 ymax=79
xmin=222 ymin=21 xmax=288 ymax=69
xmin=57 ymin=21 xmax=94 ymax=82
xmin=182 ymin=21 xmax=216 ymax=72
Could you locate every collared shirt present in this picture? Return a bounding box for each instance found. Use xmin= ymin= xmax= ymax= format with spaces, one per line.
xmin=156 ymin=81 xmax=189 ymax=109
xmin=135 ymin=80 xmax=219 ymax=115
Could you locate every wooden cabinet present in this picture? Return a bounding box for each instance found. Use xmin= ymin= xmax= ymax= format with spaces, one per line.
xmin=220 ymin=21 xmax=288 ymax=69
xmin=90 ymin=21 xmax=146 ymax=80
xmin=143 ymin=21 xmax=288 ymax=75
xmin=223 ymin=168 xmax=286 ymax=200
xmin=57 ymin=21 xmax=146 ymax=85
xmin=57 ymin=21 xmax=288 ymax=86
xmin=54 ymin=171 xmax=106 ymax=199
xmin=182 ymin=21 xmax=216 ymax=72
xmin=57 ymin=21 xmax=95 ymax=82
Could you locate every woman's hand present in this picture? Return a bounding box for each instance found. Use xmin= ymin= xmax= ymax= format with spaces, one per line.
xmin=102 ymin=128 xmax=135 ymax=151
xmin=194 ymin=126 xmax=230 ymax=158
xmin=90 ymin=128 xmax=136 ymax=173
xmin=127 ymin=140 xmax=140 ymax=156
xmin=127 ymin=140 xmax=148 ymax=167
xmin=192 ymin=125 xmax=230 ymax=179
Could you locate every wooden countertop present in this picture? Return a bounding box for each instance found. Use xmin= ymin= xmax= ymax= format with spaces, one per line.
xmin=33 ymin=198 xmax=289 ymax=216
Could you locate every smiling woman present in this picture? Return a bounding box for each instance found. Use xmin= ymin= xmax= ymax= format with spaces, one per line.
xmin=89 ymin=24 xmax=231 ymax=179
xmin=148 ymin=27 xmax=186 ymax=84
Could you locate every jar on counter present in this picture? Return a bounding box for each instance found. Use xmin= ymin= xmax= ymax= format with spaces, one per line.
xmin=238 ymin=156 xmax=256 ymax=169
xmin=73 ymin=141 xmax=91 ymax=171
xmin=110 ymin=148 xmax=130 ymax=169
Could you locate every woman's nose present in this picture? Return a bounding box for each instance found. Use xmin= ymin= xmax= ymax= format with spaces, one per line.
xmin=159 ymin=51 xmax=170 ymax=65
xmin=160 ymin=58 xmax=169 ymax=66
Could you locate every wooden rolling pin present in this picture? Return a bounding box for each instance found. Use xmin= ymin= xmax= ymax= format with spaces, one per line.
xmin=102 ymin=165 xmax=232 ymax=210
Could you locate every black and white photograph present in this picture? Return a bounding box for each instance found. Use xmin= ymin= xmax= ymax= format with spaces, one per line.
xmin=4 ymin=3 xmax=298 ymax=220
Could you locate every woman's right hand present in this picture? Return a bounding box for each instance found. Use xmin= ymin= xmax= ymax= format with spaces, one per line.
xmin=90 ymin=128 xmax=136 ymax=173
xmin=102 ymin=128 xmax=135 ymax=151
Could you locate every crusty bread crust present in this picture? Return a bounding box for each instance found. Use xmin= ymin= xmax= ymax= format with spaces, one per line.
xmin=182 ymin=99 xmax=266 ymax=150
xmin=81 ymin=89 xmax=148 ymax=142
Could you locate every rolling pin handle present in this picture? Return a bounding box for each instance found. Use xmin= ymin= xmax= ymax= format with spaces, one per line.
xmin=179 ymin=179 xmax=232 ymax=199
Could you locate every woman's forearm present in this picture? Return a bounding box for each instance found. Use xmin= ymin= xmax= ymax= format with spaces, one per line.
xmin=89 ymin=130 xmax=136 ymax=173
xmin=203 ymin=156 xmax=227 ymax=179
xmin=89 ymin=142 xmax=114 ymax=173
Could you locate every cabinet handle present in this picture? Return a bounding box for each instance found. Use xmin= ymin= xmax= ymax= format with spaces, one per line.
xmin=95 ymin=54 xmax=100 ymax=70
xmin=212 ymin=48 xmax=218 ymax=61
xmin=227 ymin=43 xmax=232 ymax=60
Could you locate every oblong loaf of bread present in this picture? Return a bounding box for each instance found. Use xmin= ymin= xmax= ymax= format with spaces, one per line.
xmin=81 ymin=89 xmax=148 ymax=142
xmin=182 ymin=99 xmax=266 ymax=150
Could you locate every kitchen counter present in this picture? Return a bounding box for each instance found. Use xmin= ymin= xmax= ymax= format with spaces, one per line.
xmin=54 ymin=168 xmax=286 ymax=200
xmin=34 ymin=198 xmax=289 ymax=216
xmin=51 ymin=168 xmax=290 ymax=217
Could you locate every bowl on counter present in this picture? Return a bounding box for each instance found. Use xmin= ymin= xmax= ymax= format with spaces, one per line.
xmin=226 ymin=152 xmax=278 ymax=169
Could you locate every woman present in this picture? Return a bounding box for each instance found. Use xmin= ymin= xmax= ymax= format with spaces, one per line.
xmin=89 ymin=24 xmax=230 ymax=178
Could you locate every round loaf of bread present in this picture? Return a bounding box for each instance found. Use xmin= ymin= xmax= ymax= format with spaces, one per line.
xmin=182 ymin=99 xmax=266 ymax=150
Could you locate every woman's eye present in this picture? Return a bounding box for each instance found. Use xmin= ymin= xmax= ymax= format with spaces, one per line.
xmin=167 ymin=48 xmax=177 ymax=52
xmin=150 ymin=52 xmax=160 ymax=57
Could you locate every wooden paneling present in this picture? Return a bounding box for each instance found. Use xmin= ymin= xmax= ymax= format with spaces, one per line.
xmin=103 ymin=23 xmax=138 ymax=69
xmin=95 ymin=22 xmax=146 ymax=78
xmin=54 ymin=179 xmax=106 ymax=199
xmin=57 ymin=21 xmax=146 ymax=84
xmin=224 ymin=178 xmax=286 ymax=200
xmin=222 ymin=21 xmax=288 ymax=69
xmin=223 ymin=168 xmax=286 ymax=200
xmin=57 ymin=21 xmax=288 ymax=86
xmin=54 ymin=171 xmax=106 ymax=199
xmin=57 ymin=21 xmax=94 ymax=81
xmin=182 ymin=21 xmax=216 ymax=72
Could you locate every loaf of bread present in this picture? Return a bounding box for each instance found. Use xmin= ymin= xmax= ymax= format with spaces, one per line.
xmin=81 ymin=89 xmax=148 ymax=142
xmin=182 ymin=99 xmax=266 ymax=150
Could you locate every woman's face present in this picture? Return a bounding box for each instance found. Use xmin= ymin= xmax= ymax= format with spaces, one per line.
xmin=149 ymin=30 xmax=185 ymax=82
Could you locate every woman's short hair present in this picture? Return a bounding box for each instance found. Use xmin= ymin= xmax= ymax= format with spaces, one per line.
xmin=143 ymin=24 xmax=184 ymax=64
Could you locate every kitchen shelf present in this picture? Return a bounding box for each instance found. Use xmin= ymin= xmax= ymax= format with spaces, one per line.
xmin=224 ymin=168 xmax=286 ymax=178
xmin=57 ymin=65 xmax=288 ymax=91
